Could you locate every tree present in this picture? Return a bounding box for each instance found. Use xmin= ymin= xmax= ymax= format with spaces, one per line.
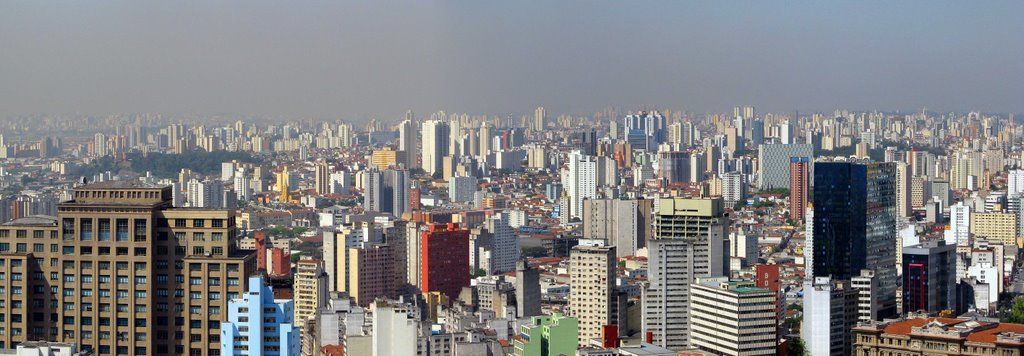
xmin=471 ymin=268 xmax=488 ymax=278
xmin=787 ymin=338 xmax=806 ymax=356
xmin=1003 ymin=297 xmax=1024 ymax=323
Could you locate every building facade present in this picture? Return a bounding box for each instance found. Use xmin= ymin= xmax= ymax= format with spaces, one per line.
xmin=220 ymin=276 xmax=298 ymax=356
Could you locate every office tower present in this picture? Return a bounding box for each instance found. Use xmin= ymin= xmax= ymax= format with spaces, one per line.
xmin=484 ymin=212 xmax=519 ymax=273
xmin=399 ymin=117 xmax=419 ymax=169
xmin=949 ymin=201 xmax=971 ymax=247
xmin=383 ymin=169 xmax=410 ymax=218
xmin=233 ymin=169 xmax=251 ymax=202
xmin=370 ymin=301 xmax=418 ymax=356
xmin=421 ymin=120 xmax=451 ymax=176
xmin=363 ymin=168 xmax=383 ymax=212
xmin=657 ymin=151 xmax=691 ymax=184
xmin=348 ymin=243 xmax=396 ymax=307
xmin=564 ymin=150 xmax=597 ymax=219
xmin=221 ymin=276 xmax=299 ymax=356
xmin=689 ymin=278 xmax=777 ymax=356
xmin=315 ymin=160 xmax=331 ymax=195
xmin=895 ymin=161 xmax=912 ymax=218
xmin=623 ymin=111 xmax=666 ymax=151
xmin=581 ymin=198 xmax=653 ymax=257
xmin=903 ymin=240 xmax=957 ymax=313
xmin=756 ymin=144 xmax=813 ymax=190
xmin=778 ymin=121 xmax=793 ymax=144
xmin=644 ymin=197 xmax=729 ymax=350
xmin=569 ymin=245 xmax=618 ymax=347
xmin=515 ymin=260 xmax=542 ymax=318
xmin=789 ymin=157 xmax=810 ymax=221
xmin=802 ymin=277 xmax=859 ymax=356
xmin=725 ymin=126 xmax=742 ymax=155
xmin=811 ymin=160 xmax=897 ymax=319
xmin=971 ymin=212 xmax=1018 ymax=247
xmin=721 ymin=171 xmax=747 ymax=205
xmin=0 ymin=182 xmax=254 ymax=355
xmin=421 ymin=223 xmax=470 ymax=299
xmin=512 ymin=313 xmax=579 ymax=356
xmin=448 ymin=175 xmax=477 ymax=203
xmin=294 ymin=260 xmax=328 ymax=330
xmin=750 ymin=119 xmax=765 ymax=145
xmin=534 ymin=106 xmax=546 ymax=131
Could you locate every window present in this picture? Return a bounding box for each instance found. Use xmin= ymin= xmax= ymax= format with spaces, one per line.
xmin=156 ymin=275 xmax=168 ymax=284
xmin=135 ymin=277 xmax=147 ymax=284
xmin=82 ymin=275 xmax=93 ymax=283
xmin=174 ymin=232 xmax=186 ymax=241
xmin=174 ymin=219 xmax=186 ymax=228
xmin=192 ymin=232 xmax=205 ymax=242
xmin=212 ymin=219 xmax=224 ymax=228
xmin=16 ymin=243 xmax=26 ymax=253
xmin=0 ymin=243 xmax=8 ymax=252
xmin=116 ymin=290 xmax=128 ymax=299
xmin=212 ymin=232 xmax=223 ymax=241
xmin=209 ymin=278 xmax=220 ymax=286
xmin=212 ymin=247 xmax=223 ymax=256
xmin=134 ymin=220 xmax=147 ymax=242
xmin=62 ymin=246 xmax=74 ymax=255
xmin=192 ymin=247 xmax=205 ymax=255
xmin=208 ymin=292 xmax=220 ymax=300
xmin=63 ymin=275 xmax=75 ymax=283
xmin=227 ymin=278 xmax=239 ymax=286
xmin=134 ymin=248 xmax=146 ymax=256
xmin=33 ymin=244 xmax=43 ymax=252
xmin=134 ymin=291 xmax=147 ymax=299
xmin=193 ymin=219 xmax=204 ymax=228
xmin=115 ymin=219 xmax=129 ymax=241
xmin=50 ymin=244 xmax=58 ymax=253
xmin=189 ymin=292 xmax=201 ymax=300
xmin=62 ymin=219 xmax=74 ymax=240
xmin=81 ymin=247 xmax=92 ymax=255
xmin=99 ymin=290 xmax=110 ymax=298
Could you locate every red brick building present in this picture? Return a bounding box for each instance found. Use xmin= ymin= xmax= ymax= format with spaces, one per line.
xmin=421 ymin=223 xmax=470 ymax=299
xmin=788 ymin=157 xmax=810 ymax=221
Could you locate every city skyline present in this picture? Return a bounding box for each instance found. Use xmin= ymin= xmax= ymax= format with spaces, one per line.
xmin=2 ymin=1 xmax=1023 ymax=120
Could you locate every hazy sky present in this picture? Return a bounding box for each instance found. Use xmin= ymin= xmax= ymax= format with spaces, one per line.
xmin=1 ymin=1 xmax=1022 ymax=120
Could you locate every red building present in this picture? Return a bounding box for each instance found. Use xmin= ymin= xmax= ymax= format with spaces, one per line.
xmin=409 ymin=187 xmax=421 ymax=211
xmin=788 ymin=157 xmax=810 ymax=222
xmin=268 ymin=247 xmax=291 ymax=277
xmin=421 ymin=223 xmax=470 ymax=299
xmin=255 ymin=231 xmax=268 ymax=271
xmin=755 ymin=264 xmax=780 ymax=292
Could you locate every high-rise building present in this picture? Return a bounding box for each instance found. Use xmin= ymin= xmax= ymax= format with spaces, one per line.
xmin=221 ymin=276 xmax=299 ymax=356
xmin=347 ymin=243 xmax=396 ymax=307
xmin=363 ymin=168 xmax=410 ymax=218
xmin=970 ymin=212 xmax=1018 ymax=247
xmin=811 ymin=160 xmax=898 ymax=319
xmin=623 ymin=111 xmax=666 ymax=151
xmin=398 ymin=116 xmax=419 ymax=169
xmin=789 ymin=157 xmax=810 ymax=221
xmin=370 ymin=300 xmax=418 ymax=356
xmin=721 ymin=171 xmax=747 ymax=205
xmin=315 ymin=160 xmax=331 ymax=195
xmin=564 ymin=150 xmax=597 ymax=219
xmin=0 ymin=181 xmax=255 ymax=355
xmin=568 ymin=245 xmax=618 ymax=347
xmin=421 ymin=223 xmax=470 ymax=299
xmin=802 ymin=277 xmax=859 ymax=356
xmin=515 ymin=260 xmax=541 ymax=319
xmin=484 ymin=212 xmax=519 ymax=273
xmin=421 ymin=120 xmax=450 ymax=176
xmin=643 ymin=197 xmax=729 ymax=350
xmin=294 ymin=260 xmax=328 ymax=329
xmin=756 ymin=144 xmax=813 ymax=190
xmin=534 ymin=106 xmax=546 ymax=131
xmin=581 ymin=198 xmax=653 ymax=257
xmin=903 ymin=240 xmax=957 ymax=314
xmin=689 ymin=277 xmax=777 ymax=356
xmin=895 ymin=161 xmax=912 ymax=218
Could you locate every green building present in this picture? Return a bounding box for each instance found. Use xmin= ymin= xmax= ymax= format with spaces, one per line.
xmin=513 ymin=313 xmax=579 ymax=356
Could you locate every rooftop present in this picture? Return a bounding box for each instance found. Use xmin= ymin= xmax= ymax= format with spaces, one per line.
xmin=79 ymin=180 xmax=168 ymax=189
xmin=1 ymin=215 xmax=58 ymax=226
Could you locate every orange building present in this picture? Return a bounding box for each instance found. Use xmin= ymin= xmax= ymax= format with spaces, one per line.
xmin=421 ymin=223 xmax=470 ymax=299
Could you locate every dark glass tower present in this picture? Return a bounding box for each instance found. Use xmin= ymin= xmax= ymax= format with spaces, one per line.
xmin=812 ymin=160 xmax=897 ymax=319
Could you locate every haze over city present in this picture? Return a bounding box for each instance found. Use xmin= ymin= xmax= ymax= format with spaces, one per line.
xmin=2 ymin=1 xmax=1023 ymax=120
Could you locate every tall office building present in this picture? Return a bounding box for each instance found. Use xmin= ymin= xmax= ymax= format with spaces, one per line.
xmin=582 ymin=198 xmax=653 ymax=257
xmin=0 ymin=181 xmax=255 ymax=355
xmin=534 ymin=106 xmax=546 ymax=131
xmin=756 ymin=144 xmax=813 ymax=190
xmin=220 ymin=276 xmax=299 ymax=356
xmin=421 ymin=120 xmax=450 ymax=176
xmin=564 ymin=151 xmax=597 ymax=219
xmin=689 ymin=278 xmax=777 ymax=356
xmin=788 ymin=157 xmax=810 ymax=221
xmin=315 ymin=161 xmax=331 ymax=195
xmin=399 ymin=116 xmax=419 ymax=169
xmin=643 ymin=197 xmax=729 ymax=350
xmin=811 ymin=160 xmax=897 ymax=319
xmin=902 ymin=240 xmax=957 ymax=313
xmin=802 ymin=277 xmax=859 ymax=356
xmin=363 ymin=169 xmax=410 ymax=218
xmin=484 ymin=212 xmax=519 ymax=273
xmin=515 ymin=260 xmax=542 ymax=319
xmin=421 ymin=223 xmax=470 ymax=299
xmin=895 ymin=161 xmax=912 ymax=218
xmin=293 ymin=260 xmax=328 ymax=329
xmin=568 ymin=245 xmax=618 ymax=347
xmin=623 ymin=111 xmax=666 ymax=151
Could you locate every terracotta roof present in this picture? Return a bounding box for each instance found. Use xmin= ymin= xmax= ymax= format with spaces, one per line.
xmin=967 ymin=323 xmax=1024 ymax=344
xmin=882 ymin=317 xmax=966 ymax=335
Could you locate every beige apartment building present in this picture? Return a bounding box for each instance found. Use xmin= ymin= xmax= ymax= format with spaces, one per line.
xmin=0 ymin=181 xmax=255 ymax=355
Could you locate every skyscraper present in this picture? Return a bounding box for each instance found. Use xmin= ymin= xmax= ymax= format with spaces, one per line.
xmin=789 ymin=157 xmax=810 ymax=222
xmin=534 ymin=106 xmax=546 ymax=131
xmin=421 ymin=120 xmax=450 ymax=176
xmin=811 ymin=160 xmax=897 ymax=319
xmin=0 ymin=181 xmax=255 ymax=355
xmin=515 ymin=260 xmax=542 ymax=318
xmin=902 ymin=240 xmax=957 ymax=314
xmin=315 ymin=160 xmax=331 ymax=195
xmin=399 ymin=114 xmax=419 ymax=169
xmin=221 ymin=276 xmax=299 ymax=356
xmin=293 ymin=260 xmax=328 ymax=329
xmin=564 ymin=150 xmax=597 ymax=219
xmin=568 ymin=245 xmax=618 ymax=347
xmin=643 ymin=197 xmax=729 ymax=350
xmin=421 ymin=223 xmax=470 ymax=299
